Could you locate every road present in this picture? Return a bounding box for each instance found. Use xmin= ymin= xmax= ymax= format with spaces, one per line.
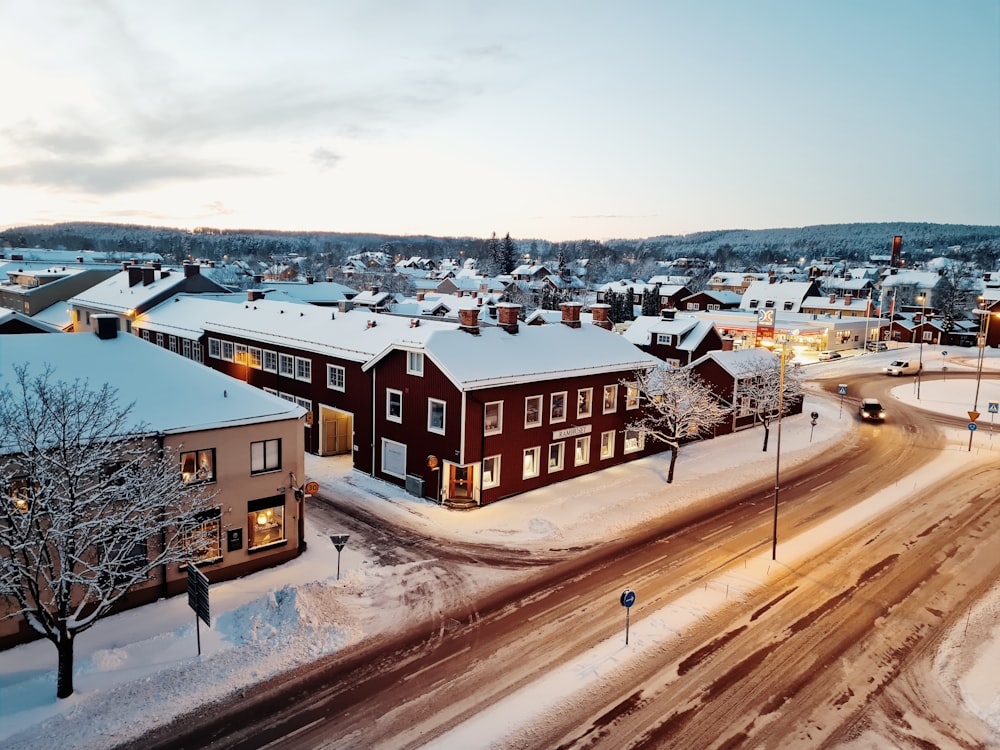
xmin=125 ymin=374 xmax=1000 ymax=750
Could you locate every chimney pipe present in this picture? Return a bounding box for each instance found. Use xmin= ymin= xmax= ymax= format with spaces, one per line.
xmin=590 ymin=303 xmax=613 ymax=330
xmin=560 ymin=301 xmax=582 ymax=328
xmin=458 ymin=307 xmax=479 ymax=334
xmin=497 ymin=303 xmax=521 ymax=333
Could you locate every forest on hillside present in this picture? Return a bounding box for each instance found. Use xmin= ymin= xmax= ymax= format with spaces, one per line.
xmin=3 ymin=221 xmax=999 ymax=281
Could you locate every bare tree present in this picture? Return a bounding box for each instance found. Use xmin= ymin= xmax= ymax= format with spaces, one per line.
xmin=624 ymin=365 xmax=729 ymax=483
xmin=0 ymin=365 xmax=217 ymax=699
xmin=733 ymin=350 xmax=805 ymax=452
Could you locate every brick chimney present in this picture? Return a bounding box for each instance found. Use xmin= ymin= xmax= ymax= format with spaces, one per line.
xmin=416 ymin=291 xmax=425 ymax=302
xmin=458 ymin=307 xmax=480 ymax=334
xmin=184 ymin=263 xmax=202 ymax=278
xmin=829 ymin=293 xmax=836 ymax=303
xmin=248 ymin=290 xmax=266 ymax=302
xmin=94 ymin=314 xmax=119 ymax=340
xmin=560 ymin=301 xmax=582 ymax=328
xmin=845 ymin=293 xmax=853 ymax=306
xmin=660 ymin=308 xmax=676 ymax=321
xmin=721 ymin=336 xmax=734 ymax=351
xmin=306 ymin=275 xmax=314 ymax=284
xmin=128 ymin=266 xmax=143 ymax=287
xmin=590 ymin=303 xmax=612 ymax=330
xmin=142 ymin=267 xmax=155 ymax=285
xmin=497 ymin=303 xmax=521 ymax=333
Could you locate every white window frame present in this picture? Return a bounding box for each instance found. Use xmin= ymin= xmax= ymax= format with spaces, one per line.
xmin=221 ymin=340 xmax=235 ymax=362
xmin=168 ymin=336 xmax=178 ymax=353
xmin=656 ymin=333 xmax=673 ymax=346
xmin=141 ymin=329 xmax=150 ymax=342
xmin=381 ymin=438 xmax=407 ymax=479
xmin=550 ymin=391 xmax=567 ymax=423
xmin=327 ymin=364 xmax=346 ymax=392
xmin=624 ymin=428 xmax=645 ymax=454
xmin=263 ymin=350 xmax=278 ymax=373
xmin=248 ymin=346 xmax=263 ymax=369
xmin=387 ymin=389 xmax=403 ymax=423
xmin=279 ymin=353 xmax=295 ymax=378
xmin=577 ymin=388 xmax=593 ymax=419
xmin=156 ymin=332 xmax=164 ymax=348
xmin=482 ymin=455 xmax=501 ymax=489
xmin=574 ymin=435 xmax=591 ymax=466
xmin=484 ymin=401 xmax=503 ymax=435
xmin=522 ymin=446 xmax=541 ymax=479
xmin=603 ymin=384 xmax=618 ymax=414
xmin=548 ymin=442 xmax=565 ymax=473
xmin=250 ymin=438 xmax=281 ymax=474
xmin=295 ymin=356 xmax=312 ymax=383
xmin=600 ymin=430 xmax=616 ymax=459
xmin=182 ymin=339 xmax=191 ymax=359
xmin=428 ymin=398 xmax=446 ymax=434
xmin=525 ymin=395 xmax=542 ymax=429
xmin=626 ymin=383 xmax=640 ymax=410
xmin=407 ymin=351 xmax=424 ymax=376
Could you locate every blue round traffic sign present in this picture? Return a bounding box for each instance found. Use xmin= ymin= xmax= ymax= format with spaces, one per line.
xmin=620 ymin=589 xmax=636 ymax=608
xmin=969 ymin=423 xmax=978 ymax=431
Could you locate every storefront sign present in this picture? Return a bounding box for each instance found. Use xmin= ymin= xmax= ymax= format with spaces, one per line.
xmin=552 ymin=424 xmax=592 ymax=440
xmin=227 ymin=528 xmax=243 ymax=552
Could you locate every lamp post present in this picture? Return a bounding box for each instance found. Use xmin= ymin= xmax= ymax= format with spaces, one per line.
xmin=916 ymin=294 xmax=926 ymax=399
xmin=771 ymin=337 xmax=788 ymax=560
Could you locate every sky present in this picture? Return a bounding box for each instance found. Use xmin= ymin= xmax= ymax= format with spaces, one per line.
xmin=1 ymin=1 xmax=998 ymax=242
xmin=2 ymin=346 xmax=999 ymax=749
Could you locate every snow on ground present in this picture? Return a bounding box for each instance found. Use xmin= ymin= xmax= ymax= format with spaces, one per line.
xmin=1 ymin=346 xmax=999 ymax=749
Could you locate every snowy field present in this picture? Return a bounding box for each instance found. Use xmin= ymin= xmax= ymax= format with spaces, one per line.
xmin=1 ymin=346 xmax=999 ymax=748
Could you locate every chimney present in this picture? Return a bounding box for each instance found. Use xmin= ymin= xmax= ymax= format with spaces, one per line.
xmin=456 ymin=289 xmax=464 ymax=298
xmin=409 ymin=318 xmax=420 ymax=328
xmin=128 ymin=266 xmax=143 ymax=286
xmin=366 ymin=319 xmax=377 ymax=329
xmin=207 ymin=260 xmax=216 ymax=268
xmin=590 ymin=303 xmax=613 ymax=330
xmin=660 ymin=308 xmax=676 ymax=321
xmin=458 ymin=307 xmax=480 ymax=334
xmin=845 ymin=293 xmax=853 ymax=306
xmin=94 ymin=314 xmax=119 ymax=340
xmin=248 ymin=290 xmax=266 ymax=302
xmin=77 ymin=256 xmax=84 ymax=263
xmin=416 ymin=291 xmax=425 ymax=302
xmin=721 ymin=336 xmax=734 ymax=351
xmin=184 ymin=263 xmax=201 ymax=278
xmin=829 ymin=293 xmax=836 ymax=303
xmin=338 ymin=299 xmax=354 ymax=313
xmin=559 ymin=301 xmax=582 ymax=328
xmin=152 ymin=261 xmax=162 ymax=270
xmin=769 ymin=275 xmax=776 ymax=284
xmin=497 ymin=303 xmax=521 ymax=333
xmin=142 ymin=267 xmax=155 ymax=285
xmin=253 ymin=274 xmax=263 ymax=284
xmin=121 ymin=261 xmax=129 ymax=271
xmin=370 ymin=285 xmax=380 ymax=295
xmin=306 ymin=275 xmax=314 ymax=284
xmin=325 ymin=275 xmax=334 ymax=283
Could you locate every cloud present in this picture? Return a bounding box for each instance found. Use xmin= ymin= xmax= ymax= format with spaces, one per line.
xmin=0 ymin=157 xmax=267 ymax=194
xmin=2 ymin=121 xmax=110 ymax=158
xmin=310 ymin=147 xmax=342 ymax=170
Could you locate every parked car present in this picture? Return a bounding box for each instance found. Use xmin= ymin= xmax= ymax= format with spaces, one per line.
xmin=818 ymin=351 xmax=842 ymax=361
xmin=866 ymin=341 xmax=888 ymax=352
xmin=859 ymin=398 xmax=886 ymax=422
xmin=884 ymin=360 xmax=921 ymax=376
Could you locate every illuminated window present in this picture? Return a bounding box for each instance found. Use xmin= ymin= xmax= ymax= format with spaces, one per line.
xmin=550 ymin=392 xmax=567 ymax=423
xmin=600 ymin=430 xmax=616 ymax=459
xmin=626 ymin=383 xmax=640 ymax=410
xmin=387 ymin=389 xmax=403 ymax=422
xmin=484 ymin=401 xmax=503 ymax=434
xmin=624 ymin=429 xmax=644 ymax=453
xmin=603 ymin=385 xmax=618 ymax=414
xmin=248 ymin=347 xmax=263 ymax=369
xmin=183 ymin=509 xmax=222 ymax=563
xmin=577 ymin=388 xmax=593 ymax=418
xmin=548 ymin=442 xmax=565 ymax=472
xmin=247 ymin=499 xmax=285 ymax=550
xmin=575 ymin=435 xmax=591 ymax=466
xmin=327 ymin=364 xmax=346 ymax=391
xmin=428 ymin=399 xmax=446 ymax=434
xmin=482 ymin=455 xmax=501 ymax=489
xmin=523 ymin=447 xmax=540 ymax=479
xmin=180 ymin=449 xmax=216 ymax=484
xmin=250 ymin=439 xmax=281 ymax=474
xmin=525 ymin=396 xmax=542 ymax=428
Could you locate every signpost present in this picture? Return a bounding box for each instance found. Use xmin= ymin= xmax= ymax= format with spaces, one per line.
xmin=990 ymin=401 xmax=999 ymax=439
xmin=620 ymin=588 xmax=636 ymax=645
xmin=809 ymin=411 xmax=819 ymax=442
xmin=330 ymin=534 xmax=350 ymax=580
xmin=838 ymin=384 xmax=847 ymax=418
xmin=187 ymin=564 xmax=211 ymax=656
xmin=968 ymin=410 xmax=980 ymax=452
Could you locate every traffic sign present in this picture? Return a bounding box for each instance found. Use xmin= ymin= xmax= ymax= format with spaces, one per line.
xmin=620 ymin=589 xmax=636 ymax=608
xmin=838 ymin=384 xmax=847 ymax=396
xmin=330 ymin=534 xmax=349 ymax=551
xmin=304 ymin=481 xmax=320 ymax=495
xmin=969 ymin=423 xmax=978 ymax=431
xmin=989 ymin=402 xmax=999 ymax=414
xmin=187 ymin=564 xmax=211 ymax=627
xmin=969 ymin=411 xmax=980 ymax=422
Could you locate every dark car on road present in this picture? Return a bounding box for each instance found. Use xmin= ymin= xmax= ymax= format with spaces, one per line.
xmin=859 ymin=397 xmax=886 ymax=422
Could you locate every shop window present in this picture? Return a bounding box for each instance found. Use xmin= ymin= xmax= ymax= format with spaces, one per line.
xmin=577 ymin=388 xmax=593 ymax=418
xmin=387 ymin=389 xmax=403 ymax=423
xmin=548 ymin=442 xmax=564 ymax=472
xmin=600 ymin=430 xmax=615 ymax=459
xmin=181 ymin=448 xmax=216 ymax=484
xmin=247 ymin=498 xmax=285 ymax=550
xmin=484 ymin=401 xmax=503 ymax=435
xmin=407 ymin=351 xmax=424 ymax=376
xmin=382 ymin=439 xmax=406 ymax=478
xmin=250 ymin=438 xmax=281 ymax=474
xmin=102 ymin=538 xmax=149 ymax=587
xmin=550 ymin=391 xmax=567 ymax=423
xmin=523 ymin=447 xmax=540 ymax=479
xmin=327 ymin=364 xmax=346 ymax=391
xmin=525 ymin=395 xmax=542 ymax=428
xmin=482 ymin=455 xmax=501 ymax=489
xmin=575 ymin=436 xmax=591 ymax=466
xmin=183 ymin=508 xmax=222 ymax=563
xmin=428 ymin=398 xmax=446 ymax=434
xmin=603 ymin=385 xmax=618 ymax=414
xmin=624 ymin=429 xmax=644 ymax=453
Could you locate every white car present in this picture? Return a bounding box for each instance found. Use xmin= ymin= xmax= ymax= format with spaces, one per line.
xmin=884 ymin=360 xmax=922 ymax=376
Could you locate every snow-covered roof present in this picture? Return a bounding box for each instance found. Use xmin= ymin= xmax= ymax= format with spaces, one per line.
xmin=682 ymin=289 xmax=742 ymax=305
xmin=879 ymin=270 xmax=943 ymax=289
xmin=69 ymin=265 xmax=226 ymax=313
xmin=0 ymin=309 xmax=64 ymax=333
xmin=690 ymin=348 xmax=780 ymax=377
xmin=621 ymin=315 xmax=717 ymax=352
xmin=740 ymin=280 xmax=817 ymax=312
xmin=0 ymin=330 xmax=303 ymax=442
xmin=252 ymin=279 xmax=356 ymax=303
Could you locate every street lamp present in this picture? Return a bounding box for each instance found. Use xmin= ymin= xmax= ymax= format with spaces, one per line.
xmin=771 ymin=337 xmax=789 ymax=560
xmin=916 ymin=294 xmax=926 ymax=399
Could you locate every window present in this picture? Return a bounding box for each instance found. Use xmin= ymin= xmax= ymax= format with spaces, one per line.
xmin=279 ymin=353 xmax=295 ymax=377
xmin=600 ymin=430 xmax=616 ymax=459
xmin=183 ymin=509 xmax=222 ymax=563
xmin=922 ymin=330 xmax=932 ymax=342
xmin=482 ymin=455 xmax=501 ymax=489
xmin=708 ymin=304 xmax=720 ymax=312
xmin=484 ymin=401 xmax=503 ymax=435
xmin=180 ymin=448 xmax=216 ymax=484
xmin=263 ymin=350 xmax=278 ymax=373
xmin=208 ymin=337 xmax=221 ymax=358
xmin=249 ymin=347 xmax=263 ymax=369
xmin=250 ymin=439 xmax=281 ymax=474
xmin=295 ymin=356 xmax=312 ymax=382
xmin=525 ymin=396 xmax=542 ymax=428
xmin=603 ymin=385 xmax=618 ymax=414
xmin=156 ymin=332 xmax=164 ymax=348
xmin=141 ymin=329 xmax=150 ymax=342
xmin=381 ymin=439 xmax=407 ymax=478
xmin=247 ymin=497 xmax=285 ymax=550
xmin=192 ymin=342 xmax=203 ymax=363
xmin=575 ymin=436 xmax=591 ymax=466
xmin=407 ymin=351 xmax=424 ymax=376
xmin=296 ymin=397 xmax=312 ymax=423
xmin=548 ymin=442 xmax=565 ymax=472
xmin=327 ymin=364 xmax=346 ymax=391
xmin=550 ymin=392 xmax=567 ymax=423
xmin=102 ymin=538 xmax=149 ymax=587
xmin=688 ymin=302 xmax=701 ymax=311
xmin=624 ymin=429 xmax=644 ymax=453
xmin=522 ymin=447 xmax=541 ymax=479
xmin=168 ymin=336 xmax=178 ymax=353
xmin=428 ymin=398 xmax=446 ymax=434
xmin=182 ymin=340 xmax=191 ymax=359
xmin=264 ymin=387 xmax=278 ymax=396
xmin=279 ymin=392 xmax=295 ymax=402
xmin=6 ymin=475 xmax=35 ymax=512
xmin=221 ymin=340 xmax=235 ymax=362
xmin=626 ymin=383 xmax=640 ymax=410
xmin=577 ymin=388 xmax=593 ymax=418
xmin=387 ymin=389 xmax=403 ymax=422
xmin=656 ymin=333 xmax=673 ymax=346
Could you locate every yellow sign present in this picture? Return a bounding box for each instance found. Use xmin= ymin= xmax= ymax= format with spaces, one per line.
xmin=304 ymin=412 xmax=314 ymax=426
xmin=426 ymin=455 xmax=439 ymax=469
xmin=968 ymin=411 xmax=980 ymax=421
xmin=304 ymin=481 xmax=320 ymax=495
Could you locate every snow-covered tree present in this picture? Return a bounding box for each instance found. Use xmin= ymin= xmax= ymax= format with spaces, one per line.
xmin=624 ymin=365 xmax=729 ymax=483
xmin=733 ymin=350 xmax=805 ymax=452
xmin=0 ymin=365 xmax=218 ymax=699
